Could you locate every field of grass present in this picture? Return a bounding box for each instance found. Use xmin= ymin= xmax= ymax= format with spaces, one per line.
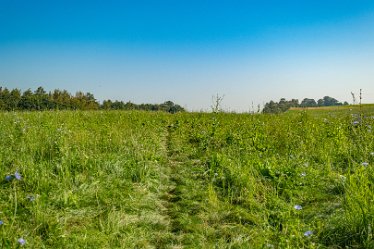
xmin=0 ymin=107 xmax=373 ymax=248
xmin=290 ymin=103 xmax=374 ymax=112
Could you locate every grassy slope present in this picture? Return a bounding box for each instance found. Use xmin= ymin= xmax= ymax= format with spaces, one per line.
xmin=0 ymin=108 xmax=373 ymax=248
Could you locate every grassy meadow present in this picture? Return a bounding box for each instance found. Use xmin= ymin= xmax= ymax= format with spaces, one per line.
xmin=0 ymin=106 xmax=373 ymax=248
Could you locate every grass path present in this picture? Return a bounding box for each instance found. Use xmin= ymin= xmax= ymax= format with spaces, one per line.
xmin=160 ymin=122 xmax=249 ymax=248
xmin=159 ymin=123 xmax=210 ymax=248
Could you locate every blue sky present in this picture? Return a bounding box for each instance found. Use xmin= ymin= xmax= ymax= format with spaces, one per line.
xmin=1 ymin=0 xmax=374 ymax=111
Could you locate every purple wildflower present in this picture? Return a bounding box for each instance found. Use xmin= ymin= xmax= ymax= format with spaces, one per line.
xmin=0 ymin=220 xmax=3 ymax=225
xmin=294 ymin=205 xmax=302 ymax=210
xmin=304 ymin=230 xmax=313 ymax=237
xmin=5 ymin=175 xmax=12 ymax=181
xmin=18 ymin=238 xmax=26 ymax=246
xmin=14 ymin=171 xmax=21 ymax=180
xmin=362 ymin=162 xmax=369 ymax=167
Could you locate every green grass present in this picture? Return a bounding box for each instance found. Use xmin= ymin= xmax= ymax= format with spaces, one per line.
xmin=289 ymin=103 xmax=374 ymax=114
xmin=0 ymin=108 xmax=373 ymax=248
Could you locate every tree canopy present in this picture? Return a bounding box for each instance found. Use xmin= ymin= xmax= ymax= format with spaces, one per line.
xmin=263 ymin=96 xmax=348 ymax=113
xmin=0 ymin=86 xmax=185 ymax=113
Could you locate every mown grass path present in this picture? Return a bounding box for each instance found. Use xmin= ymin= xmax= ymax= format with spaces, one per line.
xmin=160 ymin=123 xmax=212 ymax=248
xmin=160 ymin=121 xmax=253 ymax=248
xmin=158 ymin=123 xmax=205 ymax=248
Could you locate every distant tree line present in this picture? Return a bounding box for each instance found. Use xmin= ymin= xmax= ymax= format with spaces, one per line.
xmin=0 ymin=86 xmax=185 ymax=113
xmin=263 ymin=96 xmax=349 ymax=113
xmin=101 ymin=100 xmax=185 ymax=113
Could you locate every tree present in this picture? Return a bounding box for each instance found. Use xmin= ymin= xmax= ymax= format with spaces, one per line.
xmin=19 ymin=89 xmax=35 ymax=110
xmin=318 ymin=96 xmax=341 ymax=106
xmin=263 ymin=100 xmax=280 ymax=113
xmin=34 ymin=86 xmax=49 ymax=110
xmin=9 ymin=89 xmax=22 ymax=110
xmin=102 ymin=100 xmax=112 ymax=110
xmin=160 ymin=101 xmax=185 ymax=113
xmin=317 ymin=98 xmax=324 ymax=106
xmin=300 ymin=98 xmax=317 ymax=107
xmin=263 ymin=95 xmax=344 ymax=113
xmin=124 ymin=101 xmax=136 ymax=110
xmin=263 ymin=98 xmax=300 ymax=113
xmin=84 ymin=92 xmax=99 ymax=110
xmin=0 ymin=87 xmax=10 ymax=110
xmin=0 ymin=86 xmax=185 ymax=113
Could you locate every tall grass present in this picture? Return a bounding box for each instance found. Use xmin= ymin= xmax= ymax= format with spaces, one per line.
xmin=0 ymin=107 xmax=373 ymax=248
xmin=0 ymin=111 xmax=173 ymax=248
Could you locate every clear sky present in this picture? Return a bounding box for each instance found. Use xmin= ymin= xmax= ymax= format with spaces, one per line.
xmin=1 ymin=0 xmax=374 ymax=111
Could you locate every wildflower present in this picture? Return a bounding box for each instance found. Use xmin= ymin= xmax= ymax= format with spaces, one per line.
xmin=26 ymin=195 xmax=35 ymax=202
xmin=300 ymin=172 xmax=306 ymax=177
xmin=18 ymin=238 xmax=26 ymax=246
xmin=304 ymin=230 xmax=313 ymax=237
xmin=0 ymin=220 xmax=3 ymax=225
xmin=362 ymin=162 xmax=369 ymax=167
xmin=14 ymin=171 xmax=21 ymax=180
xmin=352 ymin=121 xmax=360 ymax=126
xmin=5 ymin=175 xmax=12 ymax=181
xmin=294 ymin=205 xmax=302 ymax=210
